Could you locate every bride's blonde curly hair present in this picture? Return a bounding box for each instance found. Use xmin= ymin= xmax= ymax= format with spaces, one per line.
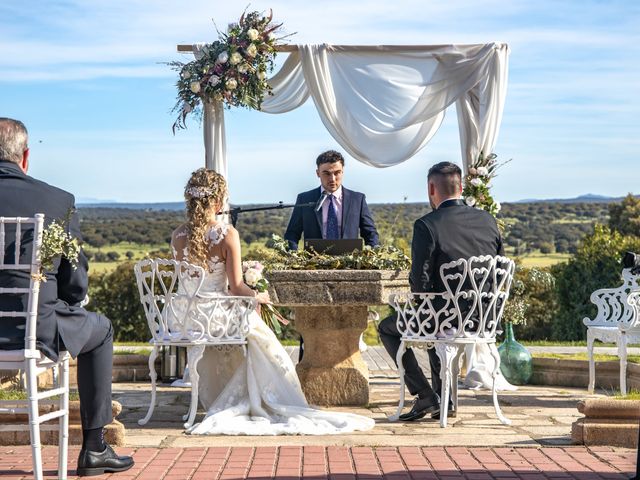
xmin=184 ymin=168 xmax=228 ymax=268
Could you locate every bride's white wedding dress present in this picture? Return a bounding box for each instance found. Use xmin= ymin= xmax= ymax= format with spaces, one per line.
xmin=171 ymin=224 xmax=375 ymax=436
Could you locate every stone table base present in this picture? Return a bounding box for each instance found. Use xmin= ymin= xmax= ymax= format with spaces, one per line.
xmin=295 ymin=306 xmax=369 ymax=406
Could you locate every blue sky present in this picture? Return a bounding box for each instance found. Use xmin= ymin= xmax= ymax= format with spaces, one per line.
xmin=1 ymin=0 xmax=638 ymax=204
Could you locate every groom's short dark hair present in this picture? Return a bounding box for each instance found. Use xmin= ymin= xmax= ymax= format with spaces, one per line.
xmin=428 ymin=162 xmax=462 ymax=197
xmin=316 ymin=150 xmax=344 ymax=167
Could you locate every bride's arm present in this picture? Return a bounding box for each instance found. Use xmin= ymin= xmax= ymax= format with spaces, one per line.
xmin=171 ymin=225 xmax=188 ymax=260
xmin=223 ymin=227 xmax=270 ymax=303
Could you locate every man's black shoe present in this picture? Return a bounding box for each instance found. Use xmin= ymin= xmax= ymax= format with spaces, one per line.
xmin=77 ymin=444 xmax=134 ymax=477
xmin=431 ymin=406 xmax=457 ymax=419
xmin=398 ymin=397 xmax=440 ymax=421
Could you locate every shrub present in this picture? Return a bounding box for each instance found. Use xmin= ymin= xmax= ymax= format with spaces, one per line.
xmin=87 ymin=262 xmax=148 ymax=342
xmin=551 ymin=224 xmax=640 ymax=340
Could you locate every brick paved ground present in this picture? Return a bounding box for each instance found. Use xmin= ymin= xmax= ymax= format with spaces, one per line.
xmin=0 ymin=445 xmax=635 ymax=479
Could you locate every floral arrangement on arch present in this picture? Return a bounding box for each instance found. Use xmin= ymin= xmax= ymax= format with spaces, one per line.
xmin=462 ymin=152 xmax=510 ymax=217
xmin=168 ymin=9 xmax=287 ymax=132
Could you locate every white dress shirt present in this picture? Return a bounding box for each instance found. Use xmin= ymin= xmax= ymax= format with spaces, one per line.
xmin=321 ymin=186 xmax=343 ymax=238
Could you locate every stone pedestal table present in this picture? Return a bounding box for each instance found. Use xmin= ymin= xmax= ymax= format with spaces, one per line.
xmin=266 ymin=270 xmax=408 ymax=406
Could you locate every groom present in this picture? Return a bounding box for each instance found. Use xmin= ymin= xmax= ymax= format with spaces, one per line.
xmin=378 ymin=161 xmax=504 ymax=420
xmin=0 ymin=118 xmax=134 ymax=476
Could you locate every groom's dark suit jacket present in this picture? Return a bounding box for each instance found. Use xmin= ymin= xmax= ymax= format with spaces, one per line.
xmin=0 ymin=159 xmax=91 ymax=361
xmin=284 ymin=186 xmax=379 ymax=250
xmin=410 ymin=198 xmax=504 ymax=294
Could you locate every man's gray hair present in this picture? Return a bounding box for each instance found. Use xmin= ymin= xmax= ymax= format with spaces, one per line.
xmin=0 ymin=118 xmax=28 ymax=164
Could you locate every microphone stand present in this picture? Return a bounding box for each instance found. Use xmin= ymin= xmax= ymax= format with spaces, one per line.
xmin=219 ymin=201 xmax=316 ymax=227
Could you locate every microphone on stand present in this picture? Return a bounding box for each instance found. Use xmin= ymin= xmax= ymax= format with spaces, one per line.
xmin=315 ymin=192 xmax=328 ymax=212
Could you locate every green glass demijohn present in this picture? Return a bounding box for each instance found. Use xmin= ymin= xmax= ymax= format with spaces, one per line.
xmin=498 ymin=322 xmax=533 ymax=385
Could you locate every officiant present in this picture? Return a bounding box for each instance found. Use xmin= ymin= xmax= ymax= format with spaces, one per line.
xmin=284 ymin=150 xmax=380 ymax=361
xmin=284 ymin=150 xmax=379 ymax=250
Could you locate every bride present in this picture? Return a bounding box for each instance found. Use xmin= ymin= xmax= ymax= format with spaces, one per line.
xmin=170 ymin=168 xmax=375 ymax=435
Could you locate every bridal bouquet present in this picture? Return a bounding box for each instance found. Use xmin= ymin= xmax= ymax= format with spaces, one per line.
xmin=242 ymin=260 xmax=288 ymax=334
xmin=168 ymin=9 xmax=287 ymax=132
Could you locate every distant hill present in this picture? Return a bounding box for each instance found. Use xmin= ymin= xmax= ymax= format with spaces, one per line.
xmin=79 ymin=194 xmax=637 ymax=211
xmin=514 ymin=194 xmax=639 ymax=204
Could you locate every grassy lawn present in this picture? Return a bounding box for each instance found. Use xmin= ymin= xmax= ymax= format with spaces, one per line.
xmin=86 ymin=242 xmax=167 ymax=273
xmin=615 ymin=390 xmax=640 ymax=400
xmin=532 ymin=352 xmax=640 ymax=363
xmin=517 ymin=252 xmax=571 ymax=268
xmin=0 ymin=388 xmax=80 ymax=401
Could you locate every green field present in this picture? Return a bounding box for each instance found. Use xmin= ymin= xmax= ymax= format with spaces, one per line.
xmin=517 ymin=252 xmax=571 ymax=268
xmin=86 ymin=241 xmax=167 ymax=273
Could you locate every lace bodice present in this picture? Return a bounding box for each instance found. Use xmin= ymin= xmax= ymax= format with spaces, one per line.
xmin=171 ymin=223 xmax=230 ymax=294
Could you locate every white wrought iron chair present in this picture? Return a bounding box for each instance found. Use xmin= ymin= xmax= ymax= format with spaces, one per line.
xmin=0 ymin=214 xmax=70 ymax=480
xmin=134 ymin=258 xmax=256 ymax=428
xmin=388 ymin=255 xmax=515 ymax=427
xmin=583 ymin=267 xmax=640 ymax=395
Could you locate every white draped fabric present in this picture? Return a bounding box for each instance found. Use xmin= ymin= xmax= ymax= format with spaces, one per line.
xmin=193 ymin=42 xmax=509 ymax=174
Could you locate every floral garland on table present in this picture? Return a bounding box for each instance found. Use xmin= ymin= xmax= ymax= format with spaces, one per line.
xmin=251 ymin=235 xmax=411 ymax=271
xmin=168 ymin=9 xmax=286 ymax=132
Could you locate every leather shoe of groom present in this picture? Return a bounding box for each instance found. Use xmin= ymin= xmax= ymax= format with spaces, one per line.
xmin=431 ymin=406 xmax=457 ymax=419
xmin=398 ymin=396 xmax=440 ymax=421
xmin=77 ymin=444 xmax=134 ymax=477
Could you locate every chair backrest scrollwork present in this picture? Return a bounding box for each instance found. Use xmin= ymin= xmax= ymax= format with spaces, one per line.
xmin=390 ymin=255 xmax=515 ymax=342
xmin=583 ymin=268 xmax=640 ymax=331
xmin=134 ymin=258 xmax=255 ymax=344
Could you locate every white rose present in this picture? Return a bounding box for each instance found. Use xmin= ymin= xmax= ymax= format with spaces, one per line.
xmin=216 ymin=51 xmax=229 ymax=64
xmin=468 ymin=167 xmax=477 ymax=175
xmin=244 ymin=268 xmax=261 ymax=287
xmin=477 ymin=166 xmax=489 ymax=176
xmin=225 ymin=78 xmax=238 ymax=90
xmin=237 ymin=63 xmax=249 ymax=74
xmin=189 ymin=81 xmax=201 ymax=94
xmin=229 ymin=52 xmax=242 ymax=65
xmin=470 ymin=178 xmax=483 ymax=187
xmin=208 ymin=75 xmax=221 ymax=86
xmin=465 ymin=196 xmax=476 ymax=207
xmin=181 ymin=70 xmax=191 ymax=80
xmin=247 ymin=28 xmax=259 ymax=41
xmin=257 ymin=70 xmax=267 ymax=81
xmin=246 ymin=44 xmax=258 ymax=57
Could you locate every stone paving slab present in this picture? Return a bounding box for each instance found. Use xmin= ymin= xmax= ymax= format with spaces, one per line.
xmin=0 ymin=445 xmax=634 ymax=479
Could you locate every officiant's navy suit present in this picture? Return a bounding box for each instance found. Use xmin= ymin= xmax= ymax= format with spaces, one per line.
xmin=284 ymin=186 xmax=379 ymax=250
xmin=0 ymin=159 xmax=114 ymax=431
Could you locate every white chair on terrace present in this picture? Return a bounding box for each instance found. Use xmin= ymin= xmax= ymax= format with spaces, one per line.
xmin=583 ymin=267 xmax=640 ymax=395
xmin=0 ymin=214 xmax=70 ymax=480
xmin=134 ymin=258 xmax=256 ymax=428
xmin=388 ymin=255 xmax=515 ymax=427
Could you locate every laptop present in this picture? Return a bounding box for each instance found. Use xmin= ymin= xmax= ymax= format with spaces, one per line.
xmin=304 ymin=238 xmax=364 ymax=255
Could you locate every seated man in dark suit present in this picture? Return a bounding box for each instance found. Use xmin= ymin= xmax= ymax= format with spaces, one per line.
xmin=0 ymin=118 xmax=134 ymax=476
xmin=284 ymin=150 xmax=379 ymax=250
xmin=285 ymin=150 xmax=380 ymax=360
xmin=378 ymin=161 xmax=504 ymax=421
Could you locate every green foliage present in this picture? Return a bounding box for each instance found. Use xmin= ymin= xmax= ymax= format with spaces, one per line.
xmin=551 ymin=224 xmax=640 ymax=341
xmin=40 ymin=220 xmax=80 ymax=272
xmin=87 ymin=261 xmax=148 ymax=342
xmin=252 ymin=235 xmax=410 ymax=271
xmin=510 ymin=267 xmax=558 ymax=340
xmin=609 ymin=193 xmax=640 ymax=236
